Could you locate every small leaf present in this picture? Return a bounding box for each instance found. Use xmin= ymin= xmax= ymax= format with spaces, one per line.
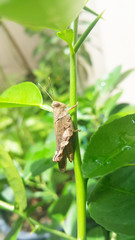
xmin=96 ymin=66 xmax=122 ymax=94
xmin=74 ymin=11 xmax=104 ymax=53
xmin=101 ymin=92 xmax=122 ymax=120
xmin=110 ymin=103 xmax=129 ymax=115
xmin=5 ymin=217 xmax=24 ymax=240
xmin=0 ymin=144 xmax=27 ymax=210
xmin=84 ymin=6 xmax=102 ymax=18
xmin=0 ymin=82 xmax=43 ymax=108
xmin=118 ymin=68 xmax=135 ymax=85
xmin=57 ymin=29 xmax=74 ymax=47
xmin=24 ymin=158 xmax=55 ymax=179
xmin=82 ymin=114 xmax=135 ymax=178
xmin=88 ymin=166 xmax=135 ymax=236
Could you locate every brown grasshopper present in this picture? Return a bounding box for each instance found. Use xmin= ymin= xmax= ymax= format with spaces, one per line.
xmin=38 ymin=83 xmax=77 ymax=172
xmin=52 ymin=101 xmax=77 ymax=172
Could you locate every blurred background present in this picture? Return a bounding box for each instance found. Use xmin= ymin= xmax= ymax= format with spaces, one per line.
xmin=0 ymin=0 xmax=135 ymax=239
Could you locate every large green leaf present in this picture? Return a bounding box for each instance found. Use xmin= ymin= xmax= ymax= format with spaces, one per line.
xmin=0 ymin=144 xmax=27 ymax=211
xmin=0 ymin=0 xmax=87 ymax=30
xmin=0 ymin=82 xmax=43 ymax=108
xmin=82 ymin=114 xmax=135 ymax=178
xmin=88 ymin=166 xmax=135 ymax=236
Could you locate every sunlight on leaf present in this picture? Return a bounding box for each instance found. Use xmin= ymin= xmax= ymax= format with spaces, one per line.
xmin=0 ymin=82 xmax=43 ymax=108
xmin=82 ymin=114 xmax=135 ymax=178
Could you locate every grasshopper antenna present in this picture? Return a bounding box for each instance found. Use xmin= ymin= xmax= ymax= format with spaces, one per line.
xmin=38 ymin=83 xmax=54 ymax=102
xmin=48 ymin=77 xmax=55 ymax=100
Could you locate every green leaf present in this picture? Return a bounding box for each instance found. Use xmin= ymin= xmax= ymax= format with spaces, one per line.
xmin=48 ymin=193 xmax=73 ymax=222
xmin=50 ymin=169 xmax=70 ymax=192
xmin=0 ymin=144 xmax=27 ymax=210
xmin=24 ymin=141 xmax=56 ymax=179
xmin=0 ymin=82 xmax=43 ymax=108
xmin=5 ymin=217 xmax=24 ymax=240
xmin=110 ymin=103 xmax=129 ymax=115
xmin=0 ymin=0 xmax=87 ymax=30
xmin=57 ymin=29 xmax=74 ymax=47
xmin=117 ymin=68 xmax=135 ymax=85
xmin=96 ymin=66 xmax=122 ymax=94
xmin=88 ymin=166 xmax=135 ymax=236
xmin=82 ymin=114 xmax=135 ymax=178
xmin=24 ymin=158 xmax=55 ymax=179
xmin=87 ymin=226 xmax=105 ymax=240
xmin=116 ymin=234 xmax=135 ymax=240
xmin=101 ymin=92 xmax=122 ymax=120
xmin=25 ymin=142 xmax=55 ymax=162
xmin=84 ymin=6 xmax=102 ymax=18
xmin=74 ymin=11 xmax=104 ymax=53
xmin=64 ymin=202 xmax=77 ymax=237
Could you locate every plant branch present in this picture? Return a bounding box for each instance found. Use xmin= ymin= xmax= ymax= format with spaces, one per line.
xmin=0 ymin=200 xmax=14 ymax=212
xmin=29 ymin=218 xmax=76 ymax=240
xmin=70 ymin=18 xmax=86 ymax=240
xmin=74 ymin=11 xmax=104 ymax=53
xmin=0 ymin=201 xmax=75 ymax=240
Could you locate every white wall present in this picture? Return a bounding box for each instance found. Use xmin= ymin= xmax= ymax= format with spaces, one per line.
xmin=87 ymin=0 xmax=135 ymax=104
xmin=0 ymin=20 xmax=39 ymax=91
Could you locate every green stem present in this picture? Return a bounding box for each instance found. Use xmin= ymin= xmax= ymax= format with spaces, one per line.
xmin=74 ymin=11 xmax=104 ymax=53
xmin=70 ymin=18 xmax=86 ymax=240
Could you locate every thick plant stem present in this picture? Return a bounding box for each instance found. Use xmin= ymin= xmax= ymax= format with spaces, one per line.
xmin=70 ymin=19 xmax=86 ymax=240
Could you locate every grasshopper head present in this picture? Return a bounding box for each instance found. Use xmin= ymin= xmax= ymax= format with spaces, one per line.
xmin=51 ymin=101 xmax=66 ymax=109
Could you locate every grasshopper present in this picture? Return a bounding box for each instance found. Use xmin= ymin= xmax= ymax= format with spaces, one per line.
xmin=38 ymin=83 xmax=77 ymax=172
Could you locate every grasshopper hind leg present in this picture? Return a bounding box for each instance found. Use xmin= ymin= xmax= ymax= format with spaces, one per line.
xmin=58 ymin=154 xmax=67 ymax=172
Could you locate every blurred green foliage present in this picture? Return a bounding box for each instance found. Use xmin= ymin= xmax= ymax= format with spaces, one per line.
xmin=0 ymin=28 xmax=134 ymax=239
